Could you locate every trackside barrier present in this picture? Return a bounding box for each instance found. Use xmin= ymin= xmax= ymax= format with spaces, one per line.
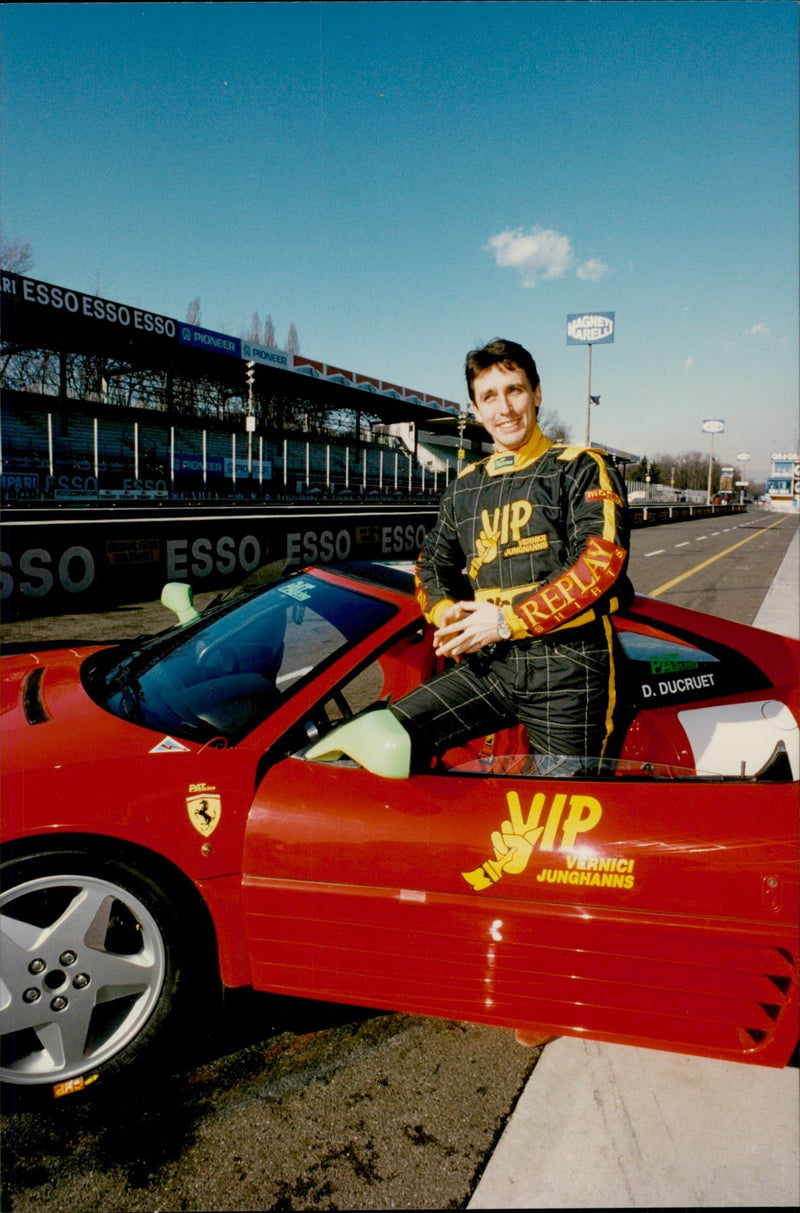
xmin=630 ymin=503 xmax=746 ymax=527
xmin=0 ymin=501 xmax=746 ymax=620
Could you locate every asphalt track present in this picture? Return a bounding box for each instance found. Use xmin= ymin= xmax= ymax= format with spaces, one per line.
xmin=1 ymin=510 xmax=798 ymax=1211
xmin=629 ymin=509 xmax=798 ymax=625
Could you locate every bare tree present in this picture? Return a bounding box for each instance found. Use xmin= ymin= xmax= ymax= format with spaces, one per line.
xmin=0 ymin=230 xmax=33 ymax=274
xmin=185 ymin=297 xmax=201 ymax=325
xmin=263 ymin=314 xmax=275 ymax=348
xmin=247 ymin=311 xmax=261 ymax=343
xmin=2 ymin=347 xmax=59 ymax=395
xmin=539 ymin=407 xmax=571 ymax=443
xmin=285 ymin=323 xmax=299 ymax=355
xmin=654 ymin=449 xmax=714 ymax=492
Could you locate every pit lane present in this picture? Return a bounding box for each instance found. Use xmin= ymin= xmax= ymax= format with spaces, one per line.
xmin=629 ymin=510 xmax=798 ymax=625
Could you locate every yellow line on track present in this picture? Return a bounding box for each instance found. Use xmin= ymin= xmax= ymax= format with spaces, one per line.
xmin=647 ymin=515 xmax=789 ymax=598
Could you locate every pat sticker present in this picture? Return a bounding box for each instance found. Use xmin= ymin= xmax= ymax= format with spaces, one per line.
xmin=150 ymin=736 xmax=191 ymax=753
xmin=186 ymin=784 xmax=221 ymax=837
xmin=53 ymin=1072 xmax=98 ymax=1098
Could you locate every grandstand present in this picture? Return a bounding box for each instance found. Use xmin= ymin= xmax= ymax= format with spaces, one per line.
xmin=1 ymin=272 xmax=475 ymax=503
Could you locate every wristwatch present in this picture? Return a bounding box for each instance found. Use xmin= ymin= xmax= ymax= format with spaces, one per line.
xmin=496 ymin=607 xmax=512 ymax=640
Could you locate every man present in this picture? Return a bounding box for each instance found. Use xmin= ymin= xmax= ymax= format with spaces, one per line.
xmin=391 ymin=337 xmax=633 ymax=774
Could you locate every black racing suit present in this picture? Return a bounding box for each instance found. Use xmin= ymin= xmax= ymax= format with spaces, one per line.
xmin=391 ymin=430 xmax=634 ymax=770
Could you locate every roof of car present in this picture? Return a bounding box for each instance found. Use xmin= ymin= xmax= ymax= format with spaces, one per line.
xmin=329 ymin=560 xmax=417 ymax=595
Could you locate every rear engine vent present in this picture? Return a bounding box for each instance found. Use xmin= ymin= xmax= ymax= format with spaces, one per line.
xmin=22 ymin=667 xmax=50 ymax=724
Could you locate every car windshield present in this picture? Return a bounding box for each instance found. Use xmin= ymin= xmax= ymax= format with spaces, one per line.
xmin=82 ymin=572 xmax=397 ymax=744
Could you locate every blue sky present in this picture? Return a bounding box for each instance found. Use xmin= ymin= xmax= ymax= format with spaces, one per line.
xmin=2 ymin=1 xmax=797 ymax=479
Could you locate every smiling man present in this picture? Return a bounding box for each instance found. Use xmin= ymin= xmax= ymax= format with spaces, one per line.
xmin=391 ymin=337 xmax=634 ymax=774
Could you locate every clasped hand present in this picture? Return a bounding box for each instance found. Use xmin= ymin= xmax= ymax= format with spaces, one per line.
xmin=433 ymin=601 xmax=504 ymax=658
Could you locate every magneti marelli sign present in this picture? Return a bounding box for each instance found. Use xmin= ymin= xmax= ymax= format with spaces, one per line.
xmin=566 ymin=312 xmax=616 ymax=444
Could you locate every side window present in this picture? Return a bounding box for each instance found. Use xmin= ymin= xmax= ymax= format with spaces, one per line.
xmin=318 ymin=626 xmax=434 ymax=727
xmin=618 ymin=624 xmax=768 ymax=708
xmin=258 ymin=652 xmax=391 ymax=777
xmin=322 ymin=659 xmax=387 ymax=724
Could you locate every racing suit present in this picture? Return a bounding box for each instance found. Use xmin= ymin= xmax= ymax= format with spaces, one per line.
xmin=391 ymin=429 xmax=633 ymax=770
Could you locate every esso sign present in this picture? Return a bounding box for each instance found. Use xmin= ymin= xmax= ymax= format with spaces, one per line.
xmin=166 ymin=534 xmax=263 ymax=580
xmin=0 ymin=545 xmax=96 ymax=600
xmin=1 ymin=532 xmax=267 ymax=604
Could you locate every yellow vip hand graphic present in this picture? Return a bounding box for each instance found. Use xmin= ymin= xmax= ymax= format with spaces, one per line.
xmin=490 ymin=824 xmax=537 ymax=875
xmin=462 ymin=791 xmax=603 ymax=892
xmin=468 ymin=529 xmax=500 ymax=579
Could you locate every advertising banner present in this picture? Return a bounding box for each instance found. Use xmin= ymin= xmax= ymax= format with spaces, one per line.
xmin=1 ymin=472 xmax=40 ymax=497
xmin=0 ymin=506 xmax=439 ymax=616
xmin=2 ymin=273 xmax=177 ymax=340
xmin=566 ymin=312 xmax=615 ymax=345
xmin=241 ymin=341 xmax=292 ymax=370
xmin=175 ymin=453 xmax=225 ymax=476
xmin=179 ymin=323 xmax=241 ymax=359
xmin=224 ymin=458 xmax=273 ymax=480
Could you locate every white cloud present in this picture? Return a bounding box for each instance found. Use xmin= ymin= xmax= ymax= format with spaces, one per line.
xmin=486 ymin=226 xmax=574 ymax=287
xmin=743 ymin=321 xmax=770 ymax=337
xmin=576 ymin=258 xmax=609 ymax=282
xmin=684 ymin=355 xmax=695 ymax=372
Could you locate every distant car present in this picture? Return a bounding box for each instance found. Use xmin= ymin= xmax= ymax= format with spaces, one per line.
xmin=1 ymin=562 xmax=798 ymax=1101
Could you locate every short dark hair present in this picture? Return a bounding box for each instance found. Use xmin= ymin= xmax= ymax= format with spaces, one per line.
xmin=465 ymin=338 xmax=540 ymax=402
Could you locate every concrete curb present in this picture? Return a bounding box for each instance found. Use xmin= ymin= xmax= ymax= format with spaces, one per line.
xmin=468 ymin=1039 xmax=799 ymax=1208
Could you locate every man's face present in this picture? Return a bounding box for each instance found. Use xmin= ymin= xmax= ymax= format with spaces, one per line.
xmin=470 ymin=362 xmax=542 ymax=452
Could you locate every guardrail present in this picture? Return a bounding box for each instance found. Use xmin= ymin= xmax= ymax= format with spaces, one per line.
xmin=629 ymin=503 xmax=746 ymax=526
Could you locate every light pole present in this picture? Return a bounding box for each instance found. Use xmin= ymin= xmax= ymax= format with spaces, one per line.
xmin=245 ymin=361 xmax=255 ymax=476
xmin=586 ymin=393 xmax=601 ymax=446
xmin=583 ymin=344 xmax=593 ymax=445
xmin=457 ymin=410 xmax=467 ymax=468
xmin=737 ymin=451 xmax=751 ymax=504
xmin=581 ymin=354 xmax=601 ymax=446
xmin=702 ymin=419 xmax=725 ymax=504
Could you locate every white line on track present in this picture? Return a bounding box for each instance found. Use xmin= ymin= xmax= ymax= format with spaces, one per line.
xmin=277 ymin=666 xmax=313 ymax=686
xmin=645 ymin=549 xmax=665 ymax=557
xmin=675 ymin=541 xmax=690 ymax=547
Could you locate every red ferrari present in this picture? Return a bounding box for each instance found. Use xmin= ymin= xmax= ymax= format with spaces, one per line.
xmin=1 ymin=561 xmax=797 ymax=1101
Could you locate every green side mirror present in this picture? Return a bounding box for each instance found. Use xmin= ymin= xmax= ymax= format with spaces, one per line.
xmin=305 ymin=709 xmax=411 ymax=779
xmin=161 ymin=582 xmax=201 ymax=625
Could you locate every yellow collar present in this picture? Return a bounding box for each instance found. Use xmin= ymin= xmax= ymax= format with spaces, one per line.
xmin=485 ymin=429 xmax=552 ymax=475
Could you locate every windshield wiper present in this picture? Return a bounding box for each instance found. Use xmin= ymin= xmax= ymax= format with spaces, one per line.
xmin=106 ymin=661 xmax=147 ymax=724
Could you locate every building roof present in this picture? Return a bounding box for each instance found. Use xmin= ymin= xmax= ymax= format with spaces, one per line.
xmin=1 ymin=272 xmax=458 ymax=428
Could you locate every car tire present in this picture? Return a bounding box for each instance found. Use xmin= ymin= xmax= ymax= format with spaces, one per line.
xmin=0 ymin=849 xmax=201 ymax=1103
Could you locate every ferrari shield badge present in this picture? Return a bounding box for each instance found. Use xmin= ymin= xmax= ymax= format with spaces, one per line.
xmin=186 ymin=784 xmax=221 ymax=837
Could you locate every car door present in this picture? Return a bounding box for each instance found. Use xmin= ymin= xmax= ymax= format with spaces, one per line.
xmin=241 ymin=751 xmax=798 ymax=1067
